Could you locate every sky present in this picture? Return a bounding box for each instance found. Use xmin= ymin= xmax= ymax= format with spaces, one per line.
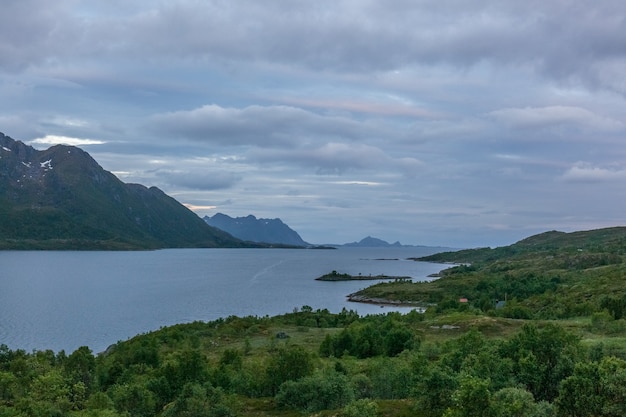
xmin=1 ymin=0 xmax=626 ymax=247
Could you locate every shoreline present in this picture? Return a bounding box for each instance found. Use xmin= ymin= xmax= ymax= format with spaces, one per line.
xmin=346 ymin=293 xmax=429 ymax=310
xmin=343 ymin=261 xmax=452 ymax=308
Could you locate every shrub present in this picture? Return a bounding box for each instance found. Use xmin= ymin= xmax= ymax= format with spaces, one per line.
xmin=341 ymin=399 xmax=378 ymax=417
xmin=275 ymin=369 xmax=355 ymax=412
xmin=264 ymin=346 xmax=313 ymax=395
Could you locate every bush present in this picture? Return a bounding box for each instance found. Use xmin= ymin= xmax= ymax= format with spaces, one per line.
xmin=413 ymin=365 xmax=458 ymax=417
xmin=341 ymin=399 xmax=378 ymax=417
xmin=108 ymin=383 xmax=156 ymax=417
xmin=161 ymin=383 xmax=234 ymax=417
xmin=275 ymin=369 xmax=355 ymax=412
xmin=491 ymin=387 xmax=552 ymax=417
xmin=368 ymin=357 xmax=414 ymax=399
xmin=320 ymin=321 xmax=414 ymax=358
xmin=264 ymin=346 xmax=313 ymax=395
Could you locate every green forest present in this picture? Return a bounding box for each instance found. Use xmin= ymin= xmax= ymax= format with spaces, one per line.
xmin=5 ymin=227 xmax=626 ymax=416
xmin=2 ymin=309 xmax=625 ymax=417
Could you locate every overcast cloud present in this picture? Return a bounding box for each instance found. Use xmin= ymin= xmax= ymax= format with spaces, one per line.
xmin=1 ymin=0 xmax=626 ymax=247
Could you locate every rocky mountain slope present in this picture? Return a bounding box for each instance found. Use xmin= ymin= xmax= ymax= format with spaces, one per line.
xmin=203 ymin=213 xmax=308 ymax=246
xmin=0 ymin=132 xmax=244 ymax=249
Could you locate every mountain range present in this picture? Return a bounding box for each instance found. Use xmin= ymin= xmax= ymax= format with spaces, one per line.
xmin=0 ymin=132 xmax=245 ymax=249
xmin=203 ymin=213 xmax=308 ymax=246
xmin=340 ymin=236 xmax=456 ymax=250
xmin=201 ymin=214 xmax=455 ymax=250
xmin=0 ymin=131 xmax=456 ymax=251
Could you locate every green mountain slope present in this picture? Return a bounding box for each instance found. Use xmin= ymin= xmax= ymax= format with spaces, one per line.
xmin=0 ymin=132 xmax=244 ymax=249
xmin=418 ymin=227 xmax=626 ymax=264
xmin=353 ymin=227 xmax=626 ymax=319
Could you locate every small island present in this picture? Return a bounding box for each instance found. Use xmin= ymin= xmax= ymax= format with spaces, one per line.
xmin=315 ymin=270 xmax=412 ymax=281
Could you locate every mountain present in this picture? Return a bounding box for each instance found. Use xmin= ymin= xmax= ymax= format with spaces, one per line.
xmin=0 ymin=132 xmax=245 ymax=249
xmin=203 ymin=213 xmax=308 ymax=246
xmin=343 ymin=236 xmax=403 ymax=247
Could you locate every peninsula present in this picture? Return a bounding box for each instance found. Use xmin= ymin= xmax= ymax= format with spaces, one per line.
xmin=315 ymin=270 xmax=412 ymax=281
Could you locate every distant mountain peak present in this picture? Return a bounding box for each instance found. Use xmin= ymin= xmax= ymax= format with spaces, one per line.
xmin=343 ymin=236 xmax=397 ymax=247
xmin=204 ymin=212 xmax=308 ymax=246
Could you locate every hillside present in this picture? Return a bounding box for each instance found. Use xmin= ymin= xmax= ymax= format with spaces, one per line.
xmin=1 ymin=306 xmax=624 ymax=416
xmin=0 ymin=132 xmax=245 ymax=249
xmin=204 ymin=213 xmax=308 ymax=246
xmin=4 ymin=228 xmax=626 ymax=416
xmin=353 ymin=226 xmax=626 ymax=319
xmin=417 ymin=227 xmax=626 ymax=264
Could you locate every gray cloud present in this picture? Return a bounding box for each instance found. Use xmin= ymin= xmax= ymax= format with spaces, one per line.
xmin=125 ymin=1 xmax=625 ymax=82
xmin=0 ymin=0 xmax=75 ymax=71
xmin=2 ymin=1 xmax=625 ymax=94
xmin=488 ymin=106 xmax=624 ymax=132
xmin=249 ymin=142 xmax=422 ymax=176
xmin=561 ymin=163 xmax=626 ymax=183
xmin=148 ymin=104 xmax=384 ymax=147
xmin=1 ymin=1 xmax=626 ymax=246
xmin=158 ymin=170 xmax=241 ymax=191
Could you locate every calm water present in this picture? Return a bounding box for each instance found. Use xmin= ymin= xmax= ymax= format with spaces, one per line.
xmin=0 ymin=247 xmax=448 ymax=353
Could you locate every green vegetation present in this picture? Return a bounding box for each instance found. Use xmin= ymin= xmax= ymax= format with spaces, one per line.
xmin=355 ymin=227 xmax=626 ymax=319
xmin=6 ymin=226 xmax=626 ymax=415
xmin=1 ymin=306 xmax=626 ymax=417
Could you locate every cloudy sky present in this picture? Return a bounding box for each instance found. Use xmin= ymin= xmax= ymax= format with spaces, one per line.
xmin=2 ymin=0 xmax=626 ymax=247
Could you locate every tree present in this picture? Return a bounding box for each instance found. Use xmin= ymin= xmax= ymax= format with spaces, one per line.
xmin=353 ymin=324 xmax=384 ymax=358
xmin=0 ymin=372 xmax=17 ymax=403
xmin=554 ymin=356 xmax=626 ymax=417
xmin=599 ymin=295 xmax=626 ymax=320
xmin=16 ymin=370 xmax=72 ymax=417
xmin=160 ymin=348 xmax=209 ymax=397
xmin=597 ymin=356 xmax=626 ymax=416
xmin=274 ymin=369 xmax=354 ymax=412
xmin=265 ymin=346 xmax=313 ymax=395
xmin=368 ymin=357 xmax=413 ymax=399
xmin=162 ymin=383 xmax=234 ymax=417
xmin=442 ymin=329 xmax=487 ymax=372
xmin=384 ymin=326 xmax=414 ymax=356
xmin=108 ymin=383 xmax=156 ymax=417
xmin=213 ymin=348 xmax=243 ymax=391
xmin=500 ymin=324 xmax=580 ymax=401
xmin=556 ymin=362 xmax=602 ymax=417
xmin=460 ymin=351 xmax=515 ymax=391
xmin=491 ymin=387 xmax=552 ymax=417
xmin=445 ymin=374 xmax=491 ymax=417
xmin=414 ymin=365 xmax=458 ymax=417
xmin=65 ymin=346 xmax=96 ymax=394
